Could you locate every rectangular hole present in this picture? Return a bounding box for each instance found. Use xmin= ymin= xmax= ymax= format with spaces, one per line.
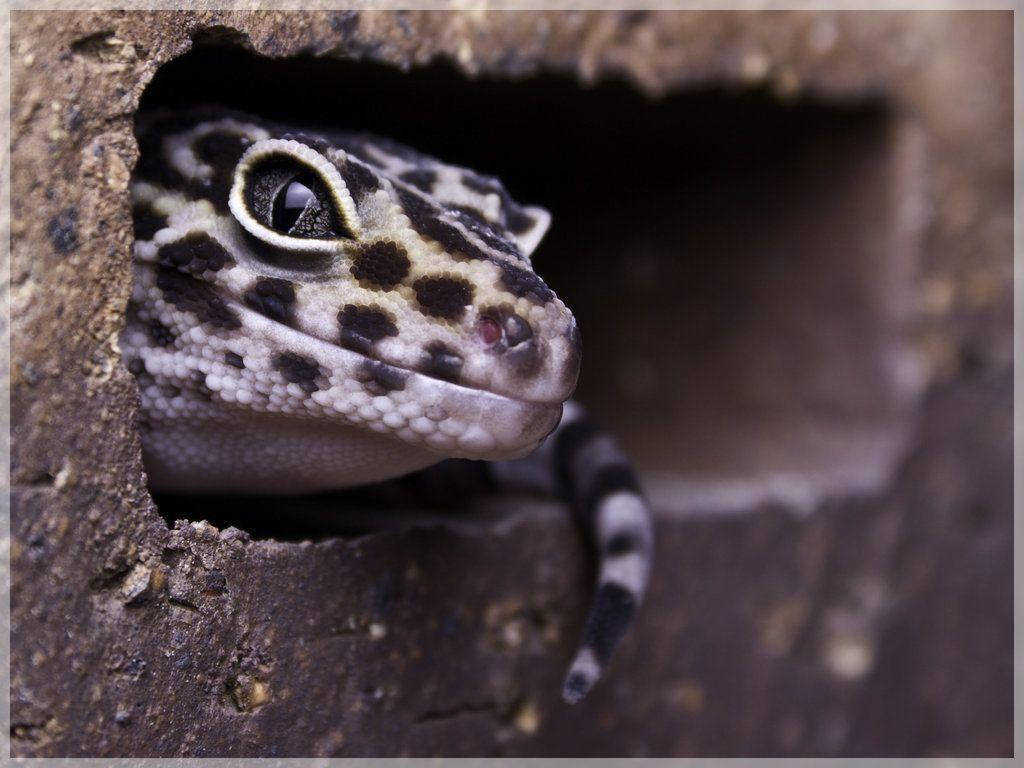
xmin=537 ymin=101 xmax=918 ymax=511
xmin=142 ymin=45 xmax=918 ymax=531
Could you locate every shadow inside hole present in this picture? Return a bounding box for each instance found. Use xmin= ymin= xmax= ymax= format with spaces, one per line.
xmin=152 ymin=462 xmax=523 ymax=541
xmin=139 ymin=43 xmax=914 ymax=535
xmin=152 ymin=489 xmax=495 ymax=542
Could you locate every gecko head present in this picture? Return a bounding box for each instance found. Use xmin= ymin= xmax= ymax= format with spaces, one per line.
xmin=128 ymin=113 xmax=581 ymax=460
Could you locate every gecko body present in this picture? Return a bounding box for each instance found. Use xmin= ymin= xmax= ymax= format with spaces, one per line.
xmin=125 ymin=108 xmax=652 ymax=703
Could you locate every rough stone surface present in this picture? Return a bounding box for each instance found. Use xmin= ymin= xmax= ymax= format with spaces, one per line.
xmin=10 ymin=10 xmax=1011 ymax=757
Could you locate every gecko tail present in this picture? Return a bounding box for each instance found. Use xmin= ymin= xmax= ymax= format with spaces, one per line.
xmin=551 ymin=404 xmax=653 ymax=704
xmin=408 ymin=401 xmax=654 ymax=704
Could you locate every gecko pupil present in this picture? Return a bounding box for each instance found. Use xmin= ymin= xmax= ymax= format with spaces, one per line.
xmin=272 ymin=178 xmax=316 ymax=233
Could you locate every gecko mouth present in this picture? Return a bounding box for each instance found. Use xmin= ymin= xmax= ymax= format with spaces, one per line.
xmin=230 ymin=298 xmax=565 ymax=459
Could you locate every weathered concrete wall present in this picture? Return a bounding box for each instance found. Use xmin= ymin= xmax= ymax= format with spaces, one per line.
xmin=10 ymin=10 xmax=1011 ymax=756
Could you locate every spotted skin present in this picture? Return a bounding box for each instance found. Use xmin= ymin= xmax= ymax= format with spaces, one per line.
xmin=124 ymin=108 xmax=652 ymax=703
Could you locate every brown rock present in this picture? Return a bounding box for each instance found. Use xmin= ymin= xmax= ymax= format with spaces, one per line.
xmin=11 ymin=10 xmax=1010 ymax=756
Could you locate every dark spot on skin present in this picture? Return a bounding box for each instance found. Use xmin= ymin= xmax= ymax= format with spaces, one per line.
xmin=452 ymin=204 xmax=489 ymax=227
xmin=274 ymin=351 xmax=325 ymax=393
xmin=396 ymin=187 xmax=491 ymax=262
xmin=331 ymin=137 xmax=379 ymax=168
xmin=413 ymin=276 xmax=474 ymax=321
xmin=459 ymin=172 xmax=539 ymax=245
xmin=359 ymin=360 xmax=407 ymax=394
xmin=204 ymin=179 xmax=234 ymax=213
xmin=350 ymin=241 xmax=410 ymax=289
xmin=583 ymin=582 xmax=637 ymax=665
xmin=399 ymin=168 xmax=437 ymax=192
xmin=189 ymin=369 xmax=213 ymax=401
xmin=224 ymin=351 xmax=245 ymax=369
xmin=243 ymin=277 xmax=296 ymax=324
xmin=156 ymin=265 xmax=241 ymax=330
xmin=184 ymin=128 xmax=258 ymax=212
xmin=127 ymin=356 xmax=145 ymax=376
xmin=280 ymin=132 xmax=333 ymax=156
xmin=452 ymin=207 xmax=521 ymax=259
xmin=147 ymin=318 xmax=176 ymax=347
xmin=194 ymin=132 xmax=251 ymax=177
xmin=197 ymin=173 xmax=235 ymax=215
xmin=395 ymin=187 xmax=442 ymax=231
xmin=505 ymin=340 xmax=542 ymax=379
xmin=499 ymin=262 xmax=555 ymax=304
xmin=134 ymin=114 xmax=237 ymax=212
xmin=506 ymin=207 xmax=537 ymax=236
xmin=158 ymin=232 xmax=233 ymax=275
xmin=135 ymin=113 xmax=203 ymax=184
xmin=460 ymin=171 xmax=503 ymax=197
xmin=131 ymin=206 xmax=167 ymax=241
xmin=421 ymin=342 xmax=463 ymax=383
xmin=47 ymin=208 xmax=78 ymax=253
xmin=338 ymin=304 xmax=398 ymax=354
xmin=350 ymin=133 xmax=425 ymax=166
xmin=337 ymin=157 xmax=380 ymax=202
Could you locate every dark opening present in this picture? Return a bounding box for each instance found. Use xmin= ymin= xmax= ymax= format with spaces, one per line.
xmin=141 ymin=42 xmax=916 ymax=537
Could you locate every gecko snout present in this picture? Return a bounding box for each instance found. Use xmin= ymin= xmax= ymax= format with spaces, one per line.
xmin=476 ymin=305 xmax=582 ymax=402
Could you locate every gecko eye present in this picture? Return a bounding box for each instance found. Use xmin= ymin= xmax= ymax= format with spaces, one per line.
xmin=247 ymin=160 xmax=351 ymax=240
xmin=230 ymin=142 xmax=361 ymax=249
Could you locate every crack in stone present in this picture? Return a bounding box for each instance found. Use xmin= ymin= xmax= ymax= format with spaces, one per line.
xmin=413 ymin=700 xmax=503 ymax=725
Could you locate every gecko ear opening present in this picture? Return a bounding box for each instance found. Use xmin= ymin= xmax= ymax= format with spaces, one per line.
xmin=511 ymin=205 xmax=551 ymax=258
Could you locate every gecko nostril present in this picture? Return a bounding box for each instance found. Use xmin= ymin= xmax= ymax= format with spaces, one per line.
xmin=475 ymin=307 xmax=541 ymax=378
xmin=503 ymin=313 xmax=533 ymax=347
xmin=479 ymin=308 xmax=534 ymax=350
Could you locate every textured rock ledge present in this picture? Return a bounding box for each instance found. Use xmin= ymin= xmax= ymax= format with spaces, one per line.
xmin=10 ymin=10 xmax=1011 ymax=756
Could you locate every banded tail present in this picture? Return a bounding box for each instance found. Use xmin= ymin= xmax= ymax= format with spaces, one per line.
xmin=484 ymin=401 xmax=654 ymax=703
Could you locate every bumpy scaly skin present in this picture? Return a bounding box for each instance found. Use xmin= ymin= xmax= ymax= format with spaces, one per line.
xmin=125 ymin=108 xmax=651 ymax=702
